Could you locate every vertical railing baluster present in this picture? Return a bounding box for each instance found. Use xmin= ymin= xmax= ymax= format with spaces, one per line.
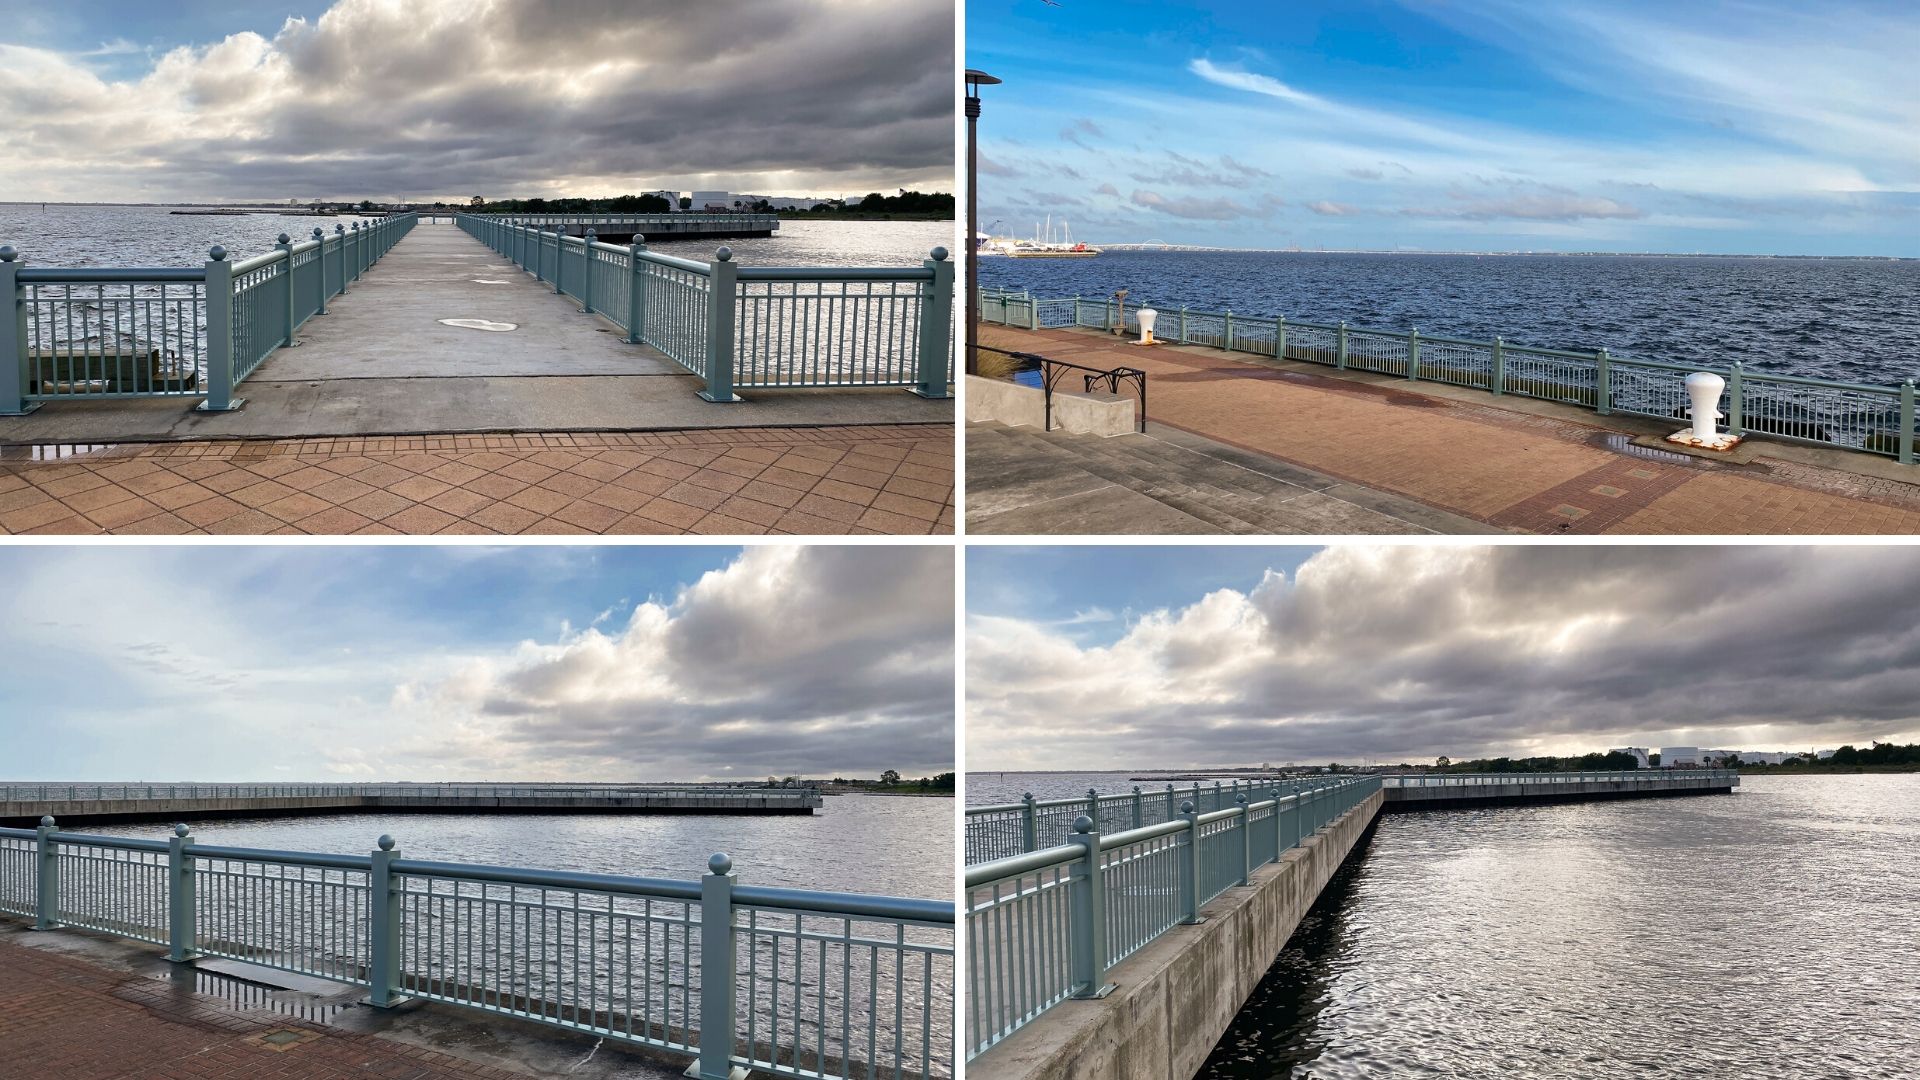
xmin=369 ymin=834 xmax=403 ymax=1007
xmin=197 ymin=246 xmax=240 ymax=412
xmin=168 ymin=823 xmax=197 ymax=961
xmin=35 ymin=816 xmax=59 ymax=929
xmin=692 ymin=853 xmax=738 ymax=1080
xmin=701 ymin=248 xmax=740 ymax=402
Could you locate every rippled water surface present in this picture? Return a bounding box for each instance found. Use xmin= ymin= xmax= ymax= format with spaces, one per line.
xmin=0 ymin=204 xmax=953 ymax=270
xmin=1203 ymin=774 xmax=1920 ymax=1079
xmin=70 ymin=793 xmax=951 ymax=900
xmin=981 ymin=251 xmax=1920 ymax=384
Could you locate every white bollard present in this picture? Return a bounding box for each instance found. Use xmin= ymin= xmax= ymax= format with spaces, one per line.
xmin=1667 ymin=371 xmax=1741 ymax=450
xmin=1686 ymin=371 xmax=1723 ymax=440
xmin=1135 ymin=307 xmax=1157 ymax=346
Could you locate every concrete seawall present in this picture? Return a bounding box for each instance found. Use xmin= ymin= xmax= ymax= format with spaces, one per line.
xmin=973 ymin=789 xmax=1384 ymax=1080
xmin=0 ymin=792 xmax=822 ymax=827
xmin=1382 ymin=773 xmax=1736 ymax=812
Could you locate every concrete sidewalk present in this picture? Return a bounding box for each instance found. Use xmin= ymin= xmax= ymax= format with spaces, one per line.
xmin=0 ymin=923 xmax=680 ymax=1079
xmin=976 ymin=324 xmax=1920 ymax=534
xmin=0 ymin=222 xmax=952 ymax=444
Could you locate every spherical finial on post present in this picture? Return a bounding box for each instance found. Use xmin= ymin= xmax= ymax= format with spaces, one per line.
xmin=709 ymin=852 xmax=733 ymax=875
xmin=1088 ymin=788 xmax=1098 ymax=801
xmin=633 ymin=232 xmax=644 ymax=246
xmin=39 ymin=815 xmax=54 ymax=827
xmin=585 ymin=228 xmax=596 ymax=242
xmin=714 ymin=246 xmax=733 ymax=262
xmin=352 ymin=221 xmax=361 ymax=231
xmin=336 ymin=224 xmax=346 ymax=234
xmin=1180 ymin=800 xmax=1195 ymax=815
xmin=313 ymin=227 xmax=324 ymax=240
xmin=377 ymin=834 xmax=395 ymax=851
xmin=208 ymin=245 xmax=227 ymax=261
xmin=1236 ymin=793 xmax=1248 ymax=804
xmin=174 ymin=822 xmax=190 ymax=837
xmin=1072 ymin=814 xmax=1094 ymax=834
xmin=0 ymin=245 xmax=16 ymax=262
xmin=276 ymin=233 xmax=290 ymax=244
xmin=930 ymin=246 xmax=949 ymax=262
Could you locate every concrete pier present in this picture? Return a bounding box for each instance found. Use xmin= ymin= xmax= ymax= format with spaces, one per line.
xmin=0 ymin=222 xmax=949 ymax=445
xmin=1382 ymin=771 xmax=1737 ymax=811
xmin=0 ymin=785 xmax=822 ymax=827
xmin=972 ymin=790 xmax=1383 ymax=1080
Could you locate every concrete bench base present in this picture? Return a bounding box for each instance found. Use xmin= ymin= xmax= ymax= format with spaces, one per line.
xmin=965 ymin=374 xmax=1136 ymax=437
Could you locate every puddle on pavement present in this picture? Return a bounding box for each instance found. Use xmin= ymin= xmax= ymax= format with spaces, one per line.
xmin=473 ymin=278 xmax=509 ymax=284
xmin=0 ymin=443 xmax=122 ymax=462
xmin=148 ymin=961 xmax=361 ymax=1026
xmin=1593 ymin=431 xmax=1709 ymax=467
xmin=438 ymin=318 xmax=517 ymax=332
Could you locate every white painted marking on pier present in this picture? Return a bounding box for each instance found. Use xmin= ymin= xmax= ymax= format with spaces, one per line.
xmin=472 ymin=279 xmax=509 ymax=284
xmin=438 ymin=318 xmax=517 ymax=332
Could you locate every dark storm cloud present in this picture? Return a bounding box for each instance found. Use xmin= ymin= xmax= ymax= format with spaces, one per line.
xmin=0 ymin=0 xmax=955 ymax=200
xmin=405 ymin=546 xmax=954 ymax=779
xmin=968 ymin=547 xmax=1920 ymax=767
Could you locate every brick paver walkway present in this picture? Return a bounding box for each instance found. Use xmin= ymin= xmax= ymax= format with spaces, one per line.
xmin=981 ymin=325 xmax=1920 ymax=534
xmin=0 ymin=424 xmax=953 ymax=535
xmin=0 ymin=937 xmax=523 ymax=1079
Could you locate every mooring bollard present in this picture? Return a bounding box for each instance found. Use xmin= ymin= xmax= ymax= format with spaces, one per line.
xmin=1668 ymin=370 xmax=1740 ymax=451
xmin=1135 ymin=307 xmax=1158 ymax=346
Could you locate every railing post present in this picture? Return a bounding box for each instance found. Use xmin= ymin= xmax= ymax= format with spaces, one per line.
xmin=196 ymin=246 xmax=242 ymax=412
xmin=350 ymin=222 xmax=361 ymax=280
xmin=0 ymin=246 xmax=36 ymax=416
xmin=1178 ymin=306 xmax=1187 ymax=343
xmin=579 ymin=229 xmax=597 ymax=313
xmin=911 ymin=246 xmax=953 ymax=399
xmin=534 ymin=230 xmax=547 ymax=283
xmin=1491 ymin=336 xmax=1505 ymax=395
xmin=34 ymin=816 xmax=58 ymax=929
xmin=368 ymin=835 xmax=405 ymax=1008
xmin=626 ymin=236 xmax=648 ymax=344
xmin=1728 ymin=362 xmax=1744 ymax=436
xmin=1073 ymin=296 xmax=1081 ymax=326
xmin=1896 ymin=376 xmax=1912 ymax=465
xmin=555 ymin=231 xmax=568 ymax=296
xmin=1595 ymin=347 xmax=1612 ymax=414
xmin=312 ymin=229 xmax=328 ymax=315
xmin=1131 ymin=785 xmax=1144 ymax=829
xmin=1224 ymin=309 xmax=1234 ymax=350
xmin=276 ymin=234 xmax=298 ymax=347
xmin=1271 ymin=789 xmax=1286 ymax=861
xmin=1066 ymin=816 xmax=1112 ymax=998
xmin=1275 ymin=315 xmax=1286 ymax=360
xmin=700 ymin=247 xmax=741 ymax=402
xmin=335 ymin=225 xmax=348 ymax=293
xmin=692 ymin=853 xmax=747 ymax=1080
xmin=1020 ymin=792 xmax=1037 ymax=852
xmin=1235 ymin=794 xmax=1251 ymax=885
xmin=1337 ymin=321 xmax=1349 ymax=369
xmin=167 ymin=823 xmax=197 ymax=962
xmin=1087 ymin=787 xmax=1100 ymax=826
xmin=1177 ymin=801 xmax=1201 ymax=925
xmin=1408 ymin=327 xmax=1421 ymax=380
xmin=1164 ymin=783 xmax=1175 ymax=821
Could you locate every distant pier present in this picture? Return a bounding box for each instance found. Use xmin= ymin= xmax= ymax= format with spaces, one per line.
xmin=0 ymin=782 xmax=822 ymax=826
xmin=486 ymin=211 xmax=779 ymax=243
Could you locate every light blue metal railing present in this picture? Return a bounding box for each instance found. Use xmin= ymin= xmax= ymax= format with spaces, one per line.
xmin=966 ymin=776 xmax=1347 ymax=865
xmin=1381 ymin=768 xmax=1736 ymax=787
xmin=0 ymin=214 xmax=416 ymax=415
xmin=0 ymin=819 xmax=952 ymax=1080
xmin=964 ymin=775 xmax=1380 ymax=1060
xmin=459 ymin=214 xmax=954 ymax=400
xmin=983 ymin=287 xmax=1919 ymax=464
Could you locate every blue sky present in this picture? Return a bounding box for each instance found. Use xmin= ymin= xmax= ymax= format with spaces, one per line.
xmin=967 ymin=546 xmax=1920 ymax=769
xmin=968 ymin=0 xmax=1919 ymax=255
xmin=0 ymin=545 xmax=953 ymax=782
xmin=0 ymin=3 xmax=330 ymax=78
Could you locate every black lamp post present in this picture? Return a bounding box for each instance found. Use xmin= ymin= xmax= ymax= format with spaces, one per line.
xmin=965 ymin=68 xmax=1001 ymax=377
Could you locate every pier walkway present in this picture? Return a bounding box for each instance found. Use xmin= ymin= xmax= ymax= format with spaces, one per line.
xmin=973 ymin=324 xmax=1920 ymax=534
xmin=965 ymin=770 xmax=1735 ymax=1080
xmin=6 ymin=223 xmax=950 ymax=443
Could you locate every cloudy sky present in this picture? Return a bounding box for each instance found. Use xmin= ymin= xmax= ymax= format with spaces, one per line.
xmin=968 ymin=545 xmax=1920 ymax=769
xmin=0 ymin=545 xmax=953 ymax=782
xmin=969 ymin=0 xmax=1919 ymax=255
xmin=0 ymin=0 xmax=954 ymax=203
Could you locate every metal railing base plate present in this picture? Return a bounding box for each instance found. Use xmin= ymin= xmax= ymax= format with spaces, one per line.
xmin=682 ymin=1064 xmax=749 ymax=1080
xmin=697 ymin=390 xmax=744 ymax=403
xmin=0 ymin=402 xmax=43 ymax=416
xmin=193 ymin=397 xmax=246 ymax=413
